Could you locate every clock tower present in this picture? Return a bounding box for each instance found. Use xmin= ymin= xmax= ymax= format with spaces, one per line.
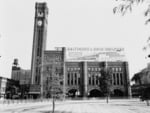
xmin=31 ymin=2 xmax=48 ymax=85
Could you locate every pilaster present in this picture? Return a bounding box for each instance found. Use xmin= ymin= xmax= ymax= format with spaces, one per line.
xmin=83 ymin=62 xmax=88 ymax=97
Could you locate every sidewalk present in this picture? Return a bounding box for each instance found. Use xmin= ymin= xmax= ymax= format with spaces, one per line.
xmin=0 ymin=98 xmax=149 ymax=113
xmin=0 ymin=99 xmax=52 ymax=110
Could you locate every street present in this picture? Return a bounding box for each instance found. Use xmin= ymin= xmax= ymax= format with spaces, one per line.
xmin=0 ymin=98 xmax=150 ymax=113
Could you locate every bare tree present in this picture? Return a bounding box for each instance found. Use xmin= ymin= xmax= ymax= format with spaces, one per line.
xmin=114 ymin=0 xmax=150 ymax=24
xmin=114 ymin=0 xmax=150 ymax=106
xmin=42 ymin=61 xmax=63 ymax=113
xmin=99 ymin=64 xmax=112 ymax=103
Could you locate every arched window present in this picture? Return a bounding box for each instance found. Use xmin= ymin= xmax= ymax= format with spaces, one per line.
xmin=95 ymin=68 xmax=98 ymax=71
xmin=92 ymin=68 xmax=94 ymax=71
xmin=98 ymin=68 xmax=101 ymax=71
xmin=116 ymin=68 xmax=118 ymax=72
xmin=119 ymin=67 xmax=122 ymax=72
xmin=112 ymin=67 xmax=115 ymax=72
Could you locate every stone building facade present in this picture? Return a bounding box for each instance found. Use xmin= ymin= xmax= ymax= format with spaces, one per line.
xmin=42 ymin=47 xmax=131 ymax=97
xmin=30 ymin=2 xmax=131 ymax=98
xmin=31 ymin=2 xmax=48 ymax=85
xmin=131 ymin=63 xmax=150 ymax=96
xmin=0 ymin=76 xmax=19 ymax=99
xmin=11 ymin=66 xmax=31 ymax=85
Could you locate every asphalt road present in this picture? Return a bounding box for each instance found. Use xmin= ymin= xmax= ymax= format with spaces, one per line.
xmin=0 ymin=99 xmax=150 ymax=113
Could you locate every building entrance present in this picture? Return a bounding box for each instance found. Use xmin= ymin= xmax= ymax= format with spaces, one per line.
xmin=68 ymin=89 xmax=77 ymax=97
xmin=113 ymin=89 xmax=124 ymax=97
xmin=88 ymin=89 xmax=103 ymax=97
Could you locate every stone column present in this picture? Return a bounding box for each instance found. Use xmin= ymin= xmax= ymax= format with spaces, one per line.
xmin=118 ymin=73 xmax=121 ymax=85
xmin=91 ymin=73 xmax=93 ymax=85
xmin=124 ymin=62 xmax=132 ymax=98
xmin=70 ymin=73 xmax=72 ymax=85
xmin=94 ymin=74 xmax=96 ymax=85
xmin=77 ymin=73 xmax=78 ymax=85
xmin=115 ymin=74 xmax=117 ymax=85
xmin=112 ymin=73 xmax=114 ymax=85
xmin=83 ymin=62 xmax=88 ymax=97
xmin=73 ymin=72 xmax=75 ymax=85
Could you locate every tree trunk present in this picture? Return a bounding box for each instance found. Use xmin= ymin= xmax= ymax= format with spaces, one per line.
xmin=106 ymin=95 xmax=109 ymax=103
xmin=146 ymin=100 xmax=149 ymax=106
xmin=52 ymin=96 xmax=55 ymax=113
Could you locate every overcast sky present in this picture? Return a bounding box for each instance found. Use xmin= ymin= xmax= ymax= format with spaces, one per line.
xmin=0 ymin=0 xmax=150 ymax=79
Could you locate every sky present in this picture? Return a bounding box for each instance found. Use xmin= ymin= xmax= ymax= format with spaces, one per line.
xmin=0 ymin=0 xmax=150 ymax=79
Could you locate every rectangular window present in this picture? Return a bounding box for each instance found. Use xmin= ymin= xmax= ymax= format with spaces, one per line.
xmin=67 ymin=73 xmax=70 ymax=85
xmin=78 ymin=78 xmax=80 ymax=85
xmin=92 ymin=76 xmax=95 ymax=85
xmin=96 ymin=77 xmax=98 ymax=85
xmin=75 ymin=73 xmax=77 ymax=85
xmin=113 ymin=73 xmax=116 ymax=85
xmin=71 ymin=73 xmax=73 ymax=85
xmin=2 ymin=87 xmax=5 ymax=92
xmin=60 ymin=81 xmax=63 ymax=85
xmin=120 ymin=73 xmax=123 ymax=85
xmin=117 ymin=73 xmax=119 ymax=85
xmin=89 ymin=77 xmax=91 ymax=85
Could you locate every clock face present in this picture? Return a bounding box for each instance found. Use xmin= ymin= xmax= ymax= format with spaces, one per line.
xmin=37 ymin=20 xmax=42 ymax=26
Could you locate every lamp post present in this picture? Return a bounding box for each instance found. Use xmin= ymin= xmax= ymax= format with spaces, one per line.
xmin=62 ymin=61 xmax=66 ymax=100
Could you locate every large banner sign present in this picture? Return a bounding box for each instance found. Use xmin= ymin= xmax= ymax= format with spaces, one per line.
xmin=66 ymin=47 xmax=126 ymax=62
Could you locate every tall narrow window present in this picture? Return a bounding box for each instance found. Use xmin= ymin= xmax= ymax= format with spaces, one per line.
xmin=113 ymin=73 xmax=116 ymax=85
xmin=67 ymin=73 xmax=70 ymax=85
xmin=89 ymin=74 xmax=91 ymax=85
xmin=78 ymin=77 xmax=80 ymax=85
xmin=75 ymin=73 xmax=77 ymax=85
xmin=117 ymin=73 xmax=119 ymax=85
xmin=96 ymin=75 xmax=99 ymax=85
xmin=120 ymin=73 xmax=123 ymax=85
xmin=78 ymin=73 xmax=81 ymax=85
xmin=71 ymin=73 xmax=73 ymax=85
xmin=92 ymin=74 xmax=95 ymax=85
